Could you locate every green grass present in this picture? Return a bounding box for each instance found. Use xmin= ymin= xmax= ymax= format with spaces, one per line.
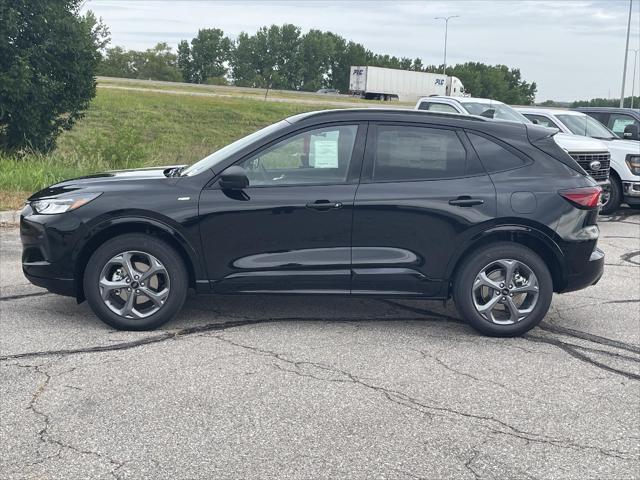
xmin=0 ymin=88 xmax=332 ymax=209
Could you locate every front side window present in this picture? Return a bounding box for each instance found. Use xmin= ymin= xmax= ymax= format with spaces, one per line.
xmin=608 ymin=114 xmax=638 ymax=137
xmin=372 ymin=126 xmax=467 ymax=181
xmin=235 ymin=125 xmax=358 ymax=187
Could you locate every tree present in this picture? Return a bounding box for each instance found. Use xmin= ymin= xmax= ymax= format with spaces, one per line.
xmin=177 ymin=40 xmax=193 ymax=82
xmin=0 ymin=1 xmax=105 ymax=151
xmin=187 ymin=28 xmax=232 ymax=84
xmin=98 ymin=46 xmax=136 ymax=78
xmin=427 ymin=62 xmax=537 ymax=104
xmin=135 ymin=43 xmax=182 ymax=82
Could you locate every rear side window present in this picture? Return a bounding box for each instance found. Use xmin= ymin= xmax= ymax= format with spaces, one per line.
xmin=372 ymin=126 xmax=467 ymax=181
xmin=467 ymin=132 xmax=528 ymax=172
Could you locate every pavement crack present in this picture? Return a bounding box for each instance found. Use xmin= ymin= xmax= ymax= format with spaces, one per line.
xmin=604 ymin=298 xmax=640 ymax=304
xmin=538 ymin=322 xmax=640 ymax=354
xmin=524 ymin=335 xmax=640 ymax=381
xmin=212 ymin=335 xmax=635 ymax=461
xmin=0 ymin=291 xmax=50 ymax=302
xmin=0 ymin=315 xmax=426 ymax=361
xmin=14 ymin=361 xmax=127 ymax=476
xmin=620 ymin=250 xmax=640 ymax=266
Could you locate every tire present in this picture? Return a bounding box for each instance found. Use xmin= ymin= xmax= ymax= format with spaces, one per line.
xmin=600 ymin=176 xmax=621 ymax=215
xmin=83 ymin=234 xmax=188 ymax=330
xmin=453 ymin=242 xmax=553 ymax=337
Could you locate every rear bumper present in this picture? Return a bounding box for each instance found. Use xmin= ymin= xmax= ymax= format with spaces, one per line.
xmin=560 ymin=247 xmax=604 ymax=293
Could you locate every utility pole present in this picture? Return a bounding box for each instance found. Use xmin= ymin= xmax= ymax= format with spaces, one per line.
xmin=435 ymin=15 xmax=459 ymax=75
xmin=630 ymin=49 xmax=639 ymax=109
xmin=620 ymin=0 xmax=633 ymax=107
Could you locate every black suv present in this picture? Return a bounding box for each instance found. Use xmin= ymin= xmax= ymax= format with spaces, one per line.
xmin=21 ymin=109 xmax=604 ymax=336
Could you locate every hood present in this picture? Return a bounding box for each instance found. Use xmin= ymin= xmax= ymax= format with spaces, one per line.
xmin=553 ymin=133 xmax=609 ymax=154
xmin=598 ymin=138 xmax=640 ymax=156
xmin=29 ymin=165 xmax=185 ymax=201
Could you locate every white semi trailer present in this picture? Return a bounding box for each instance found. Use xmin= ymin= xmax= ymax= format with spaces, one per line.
xmin=349 ymin=66 xmax=466 ymax=102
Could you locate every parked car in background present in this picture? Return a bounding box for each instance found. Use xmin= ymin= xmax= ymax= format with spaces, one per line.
xmin=415 ymin=96 xmax=611 ymax=207
xmin=316 ymin=88 xmax=339 ymax=95
xmin=574 ymin=107 xmax=640 ymax=141
xmin=516 ymin=107 xmax=640 ymax=213
xmin=21 ymin=109 xmax=604 ymax=337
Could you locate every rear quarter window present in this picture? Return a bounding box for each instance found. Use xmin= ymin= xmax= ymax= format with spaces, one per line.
xmin=467 ymin=132 xmax=529 ymax=173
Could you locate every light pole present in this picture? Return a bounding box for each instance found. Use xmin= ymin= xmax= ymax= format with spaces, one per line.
xmin=619 ymin=0 xmax=633 ymax=107
xmin=435 ymin=15 xmax=459 ymax=75
xmin=630 ymin=49 xmax=639 ymax=108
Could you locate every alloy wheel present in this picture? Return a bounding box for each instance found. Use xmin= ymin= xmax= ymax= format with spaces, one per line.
xmin=472 ymin=259 xmax=539 ymax=325
xmin=99 ymin=251 xmax=170 ymax=319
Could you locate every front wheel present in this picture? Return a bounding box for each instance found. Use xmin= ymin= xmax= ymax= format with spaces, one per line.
xmin=600 ymin=176 xmax=621 ymax=215
xmin=84 ymin=234 xmax=188 ymax=330
xmin=453 ymin=243 xmax=553 ymax=337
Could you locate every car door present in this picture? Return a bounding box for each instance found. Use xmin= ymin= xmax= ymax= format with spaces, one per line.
xmin=351 ymin=122 xmax=496 ymax=297
xmin=198 ymin=123 xmax=366 ymax=294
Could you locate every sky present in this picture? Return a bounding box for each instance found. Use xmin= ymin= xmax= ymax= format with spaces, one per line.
xmin=80 ymin=0 xmax=640 ymax=102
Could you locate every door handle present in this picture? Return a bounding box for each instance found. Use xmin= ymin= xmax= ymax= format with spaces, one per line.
xmin=306 ymin=200 xmax=343 ymax=211
xmin=448 ymin=196 xmax=484 ymax=207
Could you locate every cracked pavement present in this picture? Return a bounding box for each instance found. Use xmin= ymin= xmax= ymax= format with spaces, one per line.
xmin=1 ymin=209 xmax=639 ymax=479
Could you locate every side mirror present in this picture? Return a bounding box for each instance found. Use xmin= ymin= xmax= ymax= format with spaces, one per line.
xmin=219 ymin=166 xmax=249 ymax=190
xmin=623 ymin=124 xmax=639 ymax=140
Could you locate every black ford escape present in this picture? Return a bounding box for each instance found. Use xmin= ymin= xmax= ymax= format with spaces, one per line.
xmin=21 ymin=109 xmax=604 ymax=336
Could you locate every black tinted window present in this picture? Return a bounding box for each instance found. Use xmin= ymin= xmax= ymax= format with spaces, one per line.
xmin=373 ymin=126 xmax=467 ymax=181
xmin=467 ymin=132 xmax=527 ymax=172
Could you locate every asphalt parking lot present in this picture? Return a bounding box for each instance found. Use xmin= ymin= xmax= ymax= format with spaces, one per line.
xmin=1 ymin=209 xmax=639 ymax=480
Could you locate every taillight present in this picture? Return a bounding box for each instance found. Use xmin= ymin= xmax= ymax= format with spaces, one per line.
xmin=559 ymin=186 xmax=602 ymax=209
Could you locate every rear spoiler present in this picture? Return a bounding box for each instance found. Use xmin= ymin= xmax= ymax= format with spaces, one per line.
xmin=525 ymin=124 xmax=587 ymax=175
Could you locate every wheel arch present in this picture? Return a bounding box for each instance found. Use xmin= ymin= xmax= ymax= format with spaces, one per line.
xmin=74 ymin=218 xmax=203 ymax=302
xmin=446 ymin=225 xmax=566 ymax=295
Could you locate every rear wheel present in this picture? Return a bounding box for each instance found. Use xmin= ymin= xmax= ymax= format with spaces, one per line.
xmin=84 ymin=234 xmax=188 ymax=330
xmin=600 ymin=175 xmax=621 ymax=215
xmin=453 ymin=243 xmax=553 ymax=337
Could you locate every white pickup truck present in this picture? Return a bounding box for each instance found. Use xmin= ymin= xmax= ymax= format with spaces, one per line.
xmin=415 ymin=96 xmax=613 ymax=210
xmin=516 ymin=107 xmax=640 ymax=214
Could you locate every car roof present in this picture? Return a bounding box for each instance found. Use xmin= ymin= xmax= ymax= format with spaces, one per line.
xmin=574 ymin=107 xmax=640 ymax=114
xmin=417 ymin=96 xmax=506 ymax=105
xmin=516 ymin=107 xmax=585 ymax=117
xmin=284 ymin=108 xmax=533 ymax=140
xmin=286 ymin=108 xmax=489 ymax=124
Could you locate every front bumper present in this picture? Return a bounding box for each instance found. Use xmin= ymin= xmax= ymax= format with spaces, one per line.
xmin=622 ymin=180 xmax=640 ymax=204
xmin=561 ymin=247 xmax=604 ymax=293
xmin=20 ymin=205 xmax=84 ymax=298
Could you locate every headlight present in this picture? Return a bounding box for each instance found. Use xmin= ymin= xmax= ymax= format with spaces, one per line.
xmin=31 ymin=193 xmax=102 ymax=215
xmin=626 ymin=155 xmax=640 ymax=175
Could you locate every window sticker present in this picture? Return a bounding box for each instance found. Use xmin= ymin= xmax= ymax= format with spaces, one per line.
xmin=310 ymin=134 xmax=339 ymax=168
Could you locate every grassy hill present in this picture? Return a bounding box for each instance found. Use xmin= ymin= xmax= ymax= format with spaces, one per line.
xmin=0 ymin=86 xmax=343 ymax=209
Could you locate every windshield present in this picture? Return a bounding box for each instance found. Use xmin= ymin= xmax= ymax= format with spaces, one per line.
xmin=555 ymin=114 xmax=616 ymax=139
xmin=460 ymin=101 xmax=531 ymax=123
xmin=181 ymin=120 xmax=289 ymax=176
